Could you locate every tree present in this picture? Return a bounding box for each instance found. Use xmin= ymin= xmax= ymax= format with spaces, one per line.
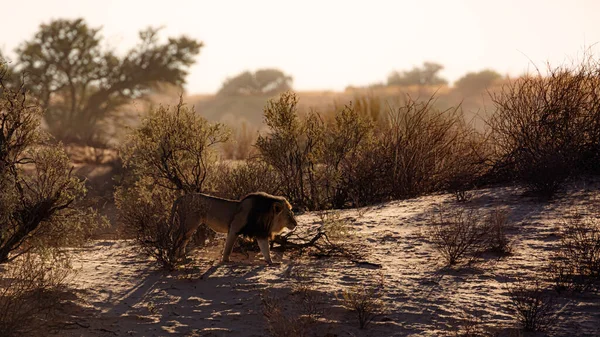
xmin=217 ymin=68 xmax=292 ymax=96
xmin=0 ymin=69 xmax=101 ymax=263
xmin=0 ymin=51 xmax=18 ymax=89
xmin=387 ymin=62 xmax=448 ymax=87
xmin=454 ymin=69 xmax=502 ymax=95
xmin=12 ymin=18 xmax=202 ymax=145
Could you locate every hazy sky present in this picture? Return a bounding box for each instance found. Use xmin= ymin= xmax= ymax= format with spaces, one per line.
xmin=1 ymin=0 xmax=599 ymax=94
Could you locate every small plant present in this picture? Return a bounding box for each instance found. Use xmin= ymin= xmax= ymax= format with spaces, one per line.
xmin=427 ymin=208 xmax=488 ymax=265
xmin=447 ymin=313 xmax=487 ymax=337
xmin=261 ymin=289 xmax=315 ymax=337
xmin=319 ymin=211 xmax=353 ymax=242
xmin=482 ymin=208 xmax=513 ymax=256
xmin=549 ymin=215 xmax=600 ymax=292
xmin=339 ymin=275 xmax=387 ymax=329
xmin=289 ymin=267 xmax=324 ymax=320
xmin=506 ymin=278 xmax=557 ymax=332
xmin=0 ymin=252 xmax=73 ymax=336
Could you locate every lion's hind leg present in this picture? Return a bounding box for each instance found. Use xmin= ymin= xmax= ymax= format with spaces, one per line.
xmin=221 ymin=211 xmax=247 ymax=264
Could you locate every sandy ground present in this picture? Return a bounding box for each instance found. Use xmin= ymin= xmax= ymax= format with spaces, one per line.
xmin=49 ymin=182 xmax=600 ymax=337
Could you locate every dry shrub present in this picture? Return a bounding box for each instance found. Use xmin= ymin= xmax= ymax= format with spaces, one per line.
xmin=506 ymin=278 xmax=557 ymax=332
xmin=288 ymin=267 xmax=324 ymax=320
xmin=489 ymin=55 xmax=600 ymax=196
xmin=255 ymin=91 xmax=480 ymax=209
xmin=318 ymin=211 xmax=354 ymax=242
xmin=273 ymin=210 xmax=358 ymax=259
xmin=443 ymin=129 xmax=491 ymax=202
xmin=256 ymin=91 xmax=325 ymax=210
xmin=256 ymin=91 xmax=375 ymax=210
xmin=447 ymin=313 xmax=492 ymax=337
xmin=549 ymin=215 xmax=600 ymax=293
xmin=1 ymin=67 xmax=103 ymax=264
xmin=221 ymin=121 xmax=257 ymax=160
xmin=344 ymin=95 xmax=473 ymax=206
xmin=320 ymin=102 xmax=374 ymax=209
xmin=338 ymin=275 xmax=387 ymax=329
xmin=428 ymin=207 xmax=513 ymax=265
xmin=0 ymin=252 xmax=72 ymax=336
xmin=427 ymin=208 xmax=488 ymax=266
xmin=119 ymin=97 xmax=229 ymax=193
xmin=115 ymin=98 xmax=228 ymax=269
xmin=211 ymin=159 xmax=280 ymax=200
xmin=378 ymin=96 xmax=464 ymax=200
xmin=115 ymin=180 xmax=185 ymax=270
xmin=482 ymin=208 xmax=513 ymax=256
xmin=261 ymin=288 xmax=318 ymax=337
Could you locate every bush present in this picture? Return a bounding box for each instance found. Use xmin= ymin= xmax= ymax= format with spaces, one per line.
xmin=482 ymin=208 xmax=513 ymax=256
xmin=251 ymin=91 xmax=480 ymax=209
xmin=0 ymin=252 xmax=72 ymax=336
xmin=211 ymin=159 xmax=280 ymax=200
xmin=114 ymin=178 xmax=186 ymax=270
xmin=261 ymin=289 xmax=316 ymax=337
xmin=506 ymin=279 xmax=557 ymax=332
xmin=443 ymin=129 xmax=490 ymax=202
xmin=119 ymin=98 xmax=229 ymax=193
xmin=489 ymin=56 xmax=600 ymax=196
xmin=115 ymin=98 xmax=229 ymax=269
xmin=338 ymin=275 xmax=387 ymax=329
xmin=256 ymin=92 xmax=375 ymax=210
xmin=320 ymin=102 xmax=374 ymax=208
xmin=220 ymin=121 xmax=257 ymax=160
xmin=256 ymin=91 xmax=326 ymax=210
xmin=0 ymin=71 xmax=101 ymax=264
xmin=427 ymin=208 xmax=488 ymax=266
xmin=549 ymin=215 xmax=600 ymax=292
xmin=377 ymin=96 xmax=466 ymax=200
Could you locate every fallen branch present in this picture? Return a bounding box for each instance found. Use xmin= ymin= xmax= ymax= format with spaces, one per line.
xmin=271 ymin=225 xmax=361 ymax=260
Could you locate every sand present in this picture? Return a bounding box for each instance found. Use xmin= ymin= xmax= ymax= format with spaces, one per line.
xmin=48 ymin=182 xmax=600 ymax=336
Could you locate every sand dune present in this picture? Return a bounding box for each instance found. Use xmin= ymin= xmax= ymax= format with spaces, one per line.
xmin=53 ymin=182 xmax=600 ymax=336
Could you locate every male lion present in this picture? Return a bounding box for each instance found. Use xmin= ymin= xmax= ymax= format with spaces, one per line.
xmin=171 ymin=192 xmax=297 ymax=265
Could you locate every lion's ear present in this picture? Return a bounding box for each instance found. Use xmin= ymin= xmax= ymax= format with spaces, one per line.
xmin=273 ymin=202 xmax=283 ymax=214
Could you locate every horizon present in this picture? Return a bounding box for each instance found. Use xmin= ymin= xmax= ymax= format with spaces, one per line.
xmin=1 ymin=0 xmax=599 ymax=95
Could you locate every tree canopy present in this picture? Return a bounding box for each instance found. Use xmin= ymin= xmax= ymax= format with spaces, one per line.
xmin=387 ymin=62 xmax=448 ymax=87
xmin=7 ymin=18 xmax=202 ymax=145
xmin=217 ymin=68 xmax=292 ymax=96
xmin=454 ymin=69 xmax=502 ymax=94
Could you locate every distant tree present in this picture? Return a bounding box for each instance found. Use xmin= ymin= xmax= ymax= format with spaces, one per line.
xmin=0 ymin=51 xmax=17 ymax=88
xmin=218 ymin=68 xmax=292 ymax=96
xmin=12 ymin=18 xmax=202 ymax=145
xmin=387 ymin=62 xmax=448 ymax=87
xmin=454 ymin=69 xmax=502 ymax=95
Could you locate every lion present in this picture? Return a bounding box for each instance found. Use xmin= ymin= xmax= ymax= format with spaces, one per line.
xmin=170 ymin=192 xmax=297 ymax=265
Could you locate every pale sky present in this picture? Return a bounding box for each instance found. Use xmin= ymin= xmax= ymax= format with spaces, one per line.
xmin=1 ymin=0 xmax=599 ymax=94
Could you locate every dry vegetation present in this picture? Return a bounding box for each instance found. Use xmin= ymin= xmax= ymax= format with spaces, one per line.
xmin=506 ymin=278 xmax=558 ymax=332
xmin=4 ymin=49 xmax=600 ymax=336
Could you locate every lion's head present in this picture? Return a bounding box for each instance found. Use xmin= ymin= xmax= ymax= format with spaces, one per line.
xmin=237 ymin=192 xmax=297 ymax=239
xmin=271 ymin=199 xmax=297 ymax=235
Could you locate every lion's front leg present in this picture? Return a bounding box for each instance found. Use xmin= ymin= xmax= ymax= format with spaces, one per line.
xmin=257 ymin=238 xmax=274 ymax=265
